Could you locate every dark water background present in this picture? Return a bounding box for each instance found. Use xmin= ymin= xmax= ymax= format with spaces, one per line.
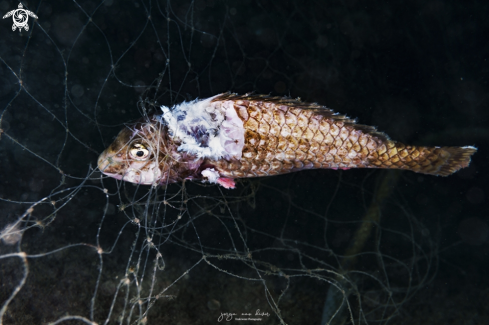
xmin=0 ymin=0 xmax=488 ymax=324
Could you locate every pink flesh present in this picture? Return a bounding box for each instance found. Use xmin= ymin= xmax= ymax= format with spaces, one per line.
xmin=217 ymin=178 xmax=236 ymax=189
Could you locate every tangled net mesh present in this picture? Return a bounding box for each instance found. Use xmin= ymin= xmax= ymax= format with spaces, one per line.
xmin=2 ymin=0 xmax=471 ymax=324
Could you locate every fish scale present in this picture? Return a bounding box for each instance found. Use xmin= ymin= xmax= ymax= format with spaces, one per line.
xmin=207 ymin=93 xmax=475 ymax=178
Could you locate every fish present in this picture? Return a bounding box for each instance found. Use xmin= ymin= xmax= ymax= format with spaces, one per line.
xmin=97 ymin=93 xmax=477 ymax=189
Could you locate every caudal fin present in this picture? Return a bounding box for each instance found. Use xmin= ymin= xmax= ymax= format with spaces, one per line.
xmin=432 ymin=146 xmax=477 ymax=176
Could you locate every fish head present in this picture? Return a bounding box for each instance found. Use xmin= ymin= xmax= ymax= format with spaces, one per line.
xmin=97 ymin=120 xmax=167 ymax=185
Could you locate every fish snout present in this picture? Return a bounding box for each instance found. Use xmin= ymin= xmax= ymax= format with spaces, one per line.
xmin=97 ymin=151 xmax=113 ymax=173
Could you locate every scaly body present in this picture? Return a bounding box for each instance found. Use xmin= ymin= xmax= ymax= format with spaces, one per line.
xmin=98 ymin=93 xmax=477 ymax=188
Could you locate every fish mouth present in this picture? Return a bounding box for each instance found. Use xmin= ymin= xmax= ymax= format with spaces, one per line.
xmin=97 ymin=150 xmax=125 ymax=181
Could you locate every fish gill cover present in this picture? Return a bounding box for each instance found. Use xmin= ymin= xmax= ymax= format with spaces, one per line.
xmin=0 ymin=1 xmax=488 ymax=324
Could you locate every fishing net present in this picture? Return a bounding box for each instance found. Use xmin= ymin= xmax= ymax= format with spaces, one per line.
xmin=0 ymin=1 xmax=482 ymax=324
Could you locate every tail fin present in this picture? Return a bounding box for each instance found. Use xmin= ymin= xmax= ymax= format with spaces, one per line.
xmin=431 ymin=146 xmax=477 ymax=176
xmin=396 ymin=145 xmax=477 ymax=176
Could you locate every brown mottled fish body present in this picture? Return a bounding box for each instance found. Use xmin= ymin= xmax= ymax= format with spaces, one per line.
xmin=209 ymin=94 xmax=475 ymax=178
xmin=97 ymin=93 xmax=476 ymax=188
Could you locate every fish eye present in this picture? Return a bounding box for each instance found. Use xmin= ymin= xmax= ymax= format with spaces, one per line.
xmin=129 ymin=143 xmax=150 ymax=160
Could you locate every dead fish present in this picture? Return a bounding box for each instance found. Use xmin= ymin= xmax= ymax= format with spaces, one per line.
xmin=97 ymin=93 xmax=477 ymax=188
